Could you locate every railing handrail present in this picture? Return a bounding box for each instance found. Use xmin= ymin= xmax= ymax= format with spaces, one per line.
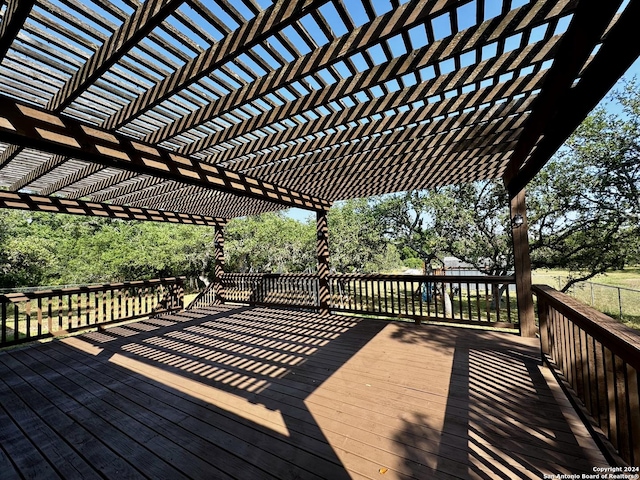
xmin=533 ymin=284 xmax=640 ymax=371
xmin=222 ymin=272 xmax=515 ymax=283
xmin=0 ymin=277 xmax=186 ymax=303
xmin=328 ymin=273 xmax=515 ymax=283
xmin=222 ymin=273 xmax=317 ymax=279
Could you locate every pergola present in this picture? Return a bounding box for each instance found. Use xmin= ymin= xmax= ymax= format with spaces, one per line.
xmin=2 ymin=1 xmax=640 ymax=475
xmin=1 ymin=0 xmax=639 ymax=338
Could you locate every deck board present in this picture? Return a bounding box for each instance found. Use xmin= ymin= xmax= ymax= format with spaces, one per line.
xmin=0 ymin=305 xmax=608 ymax=479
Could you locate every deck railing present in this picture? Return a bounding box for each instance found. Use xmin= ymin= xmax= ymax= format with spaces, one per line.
xmin=0 ymin=277 xmax=184 ymax=347
xmin=221 ymin=273 xmax=319 ymax=308
xmin=534 ymin=284 xmax=640 ymax=466
xmin=213 ymin=272 xmax=517 ymax=327
xmin=329 ymin=274 xmax=517 ymax=326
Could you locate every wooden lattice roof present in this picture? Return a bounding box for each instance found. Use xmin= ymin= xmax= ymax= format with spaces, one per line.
xmin=0 ymin=0 xmax=638 ymax=222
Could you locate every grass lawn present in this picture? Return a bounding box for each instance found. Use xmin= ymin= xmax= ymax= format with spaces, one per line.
xmin=533 ymin=267 xmax=640 ymax=330
xmin=532 ymin=267 xmax=640 ymax=290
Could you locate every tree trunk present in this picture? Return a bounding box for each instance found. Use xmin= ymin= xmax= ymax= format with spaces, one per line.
xmin=442 ymin=283 xmax=453 ymax=317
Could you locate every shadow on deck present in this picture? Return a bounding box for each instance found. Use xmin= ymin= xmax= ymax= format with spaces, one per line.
xmin=0 ymin=305 xmax=607 ymax=479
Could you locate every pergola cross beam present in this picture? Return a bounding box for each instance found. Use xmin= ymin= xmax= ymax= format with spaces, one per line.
xmin=502 ymin=0 xmax=624 ymax=196
xmin=506 ymin=2 xmax=640 ymax=195
xmin=0 ymin=0 xmax=36 ymax=62
xmin=0 ymin=190 xmax=226 ymax=227
xmin=0 ymin=95 xmax=331 ymax=211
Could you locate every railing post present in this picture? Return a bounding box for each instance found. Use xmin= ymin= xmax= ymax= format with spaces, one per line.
xmin=213 ymin=223 xmax=226 ymax=304
xmin=317 ymin=210 xmax=330 ymax=315
xmin=510 ymin=189 xmax=536 ymax=337
xmin=537 ymin=293 xmax=550 ymax=354
xmin=177 ymin=277 xmax=184 ymax=309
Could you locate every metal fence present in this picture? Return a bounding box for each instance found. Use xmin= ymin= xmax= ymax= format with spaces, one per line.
xmin=559 ymin=279 xmax=640 ymax=321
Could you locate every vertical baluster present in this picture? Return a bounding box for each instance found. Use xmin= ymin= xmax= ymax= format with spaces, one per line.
xmin=390 ymin=281 xmax=395 ymax=315
xmin=37 ymin=297 xmax=43 ymax=337
xmin=14 ymin=303 xmax=19 ymax=342
xmin=581 ymin=330 xmax=592 ymax=407
xmin=47 ymin=296 xmax=52 ymax=336
xmin=67 ymin=294 xmax=73 ymax=330
xmin=2 ymin=300 xmax=7 ymax=345
xmin=495 ymin=283 xmax=501 ymax=323
xmin=595 ymin=340 xmax=609 ymax=434
xmin=457 ymin=281 xmax=462 ymax=321
xmin=585 ymin=334 xmax=597 ymax=417
xmin=604 ymin=347 xmax=618 ymax=449
xmin=76 ymin=292 xmax=81 ymax=326
xmin=505 ymin=283 xmax=512 ymax=323
xmin=58 ymin=294 xmax=63 ymax=331
xmin=25 ymin=299 xmax=31 ymax=340
xmin=615 ymin=356 xmax=631 ymax=462
xmin=573 ymin=324 xmax=584 ymax=400
xmin=411 ymin=280 xmax=416 ymax=317
xmin=433 ymin=280 xmax=439 ymax=318
xmin=403 ymin=280 xmax=408 ymax=316
xmin=563 ymin=316 xmax=573 ymax=385
xmin=363 ymin=279 xmax=369 ymax=312
xmin=92 ymin=291 xmax=98 ymax=325
xmin=111 ymin=289 xmax=115 ymax=322
xmin=485 ymin=282 xmax=491 ymax=322
xmin=627 ymin=364 xmax=640 ymax=465
xmin=418 ymin=279 xmax=423 ymax=318
xmin=383 ymin=280 xmax=388 ymax=314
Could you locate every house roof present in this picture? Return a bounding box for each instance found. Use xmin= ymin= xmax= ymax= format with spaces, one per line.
xmin=0 ymin=0 xmax=638 ymax=222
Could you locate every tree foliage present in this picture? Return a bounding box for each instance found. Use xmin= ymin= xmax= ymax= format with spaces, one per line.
xmin=528 ymin=80 xmax=640 ymax=290
xmin=225 ymin=212 xmax=315 ymax=273
xmin=375 ymin=184 xmax=512 ymax=276
xmin=327 ymin=198 xmax=398 ymax=273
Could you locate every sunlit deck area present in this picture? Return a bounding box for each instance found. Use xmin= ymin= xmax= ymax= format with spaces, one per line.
xmin=0 ymin=305 xmax=607 ymax=479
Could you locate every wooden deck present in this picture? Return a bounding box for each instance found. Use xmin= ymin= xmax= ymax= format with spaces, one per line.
xmin=0 ymin=305 xmax=607 ymax=479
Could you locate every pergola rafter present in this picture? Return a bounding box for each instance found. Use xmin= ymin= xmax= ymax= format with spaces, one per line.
xmin=181 ymin=30 xmax=562 ymax=157
xmin=102 ymin=0 xmax=329 ymax=130
xmin=0 ymin=0 xmax=35 ymax=61
xmin=235 ymin=78 xmax=540 ymax=177
xmin=143 ymin=0 xmax=465 ymax=145
xmin=66 ymin=170 xmax=139 ymax=200
xmin=46 ymin=0 xmax=186 ymax=113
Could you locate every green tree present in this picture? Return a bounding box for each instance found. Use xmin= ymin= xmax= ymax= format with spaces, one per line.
xmin=327 ymin=198 xmax=397 ymax=273
xmin=225 ymin=212 xmax=315 ymax=273
xmin=375 ymin=185 xmax=513 ymax=276
xmin=528 ymin=80 xmax=640 ymax=291
xmin=0 ymin=210 xmax=56 ymax=287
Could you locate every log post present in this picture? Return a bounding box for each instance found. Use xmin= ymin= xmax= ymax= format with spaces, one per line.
xmin=316 ymin=210 xmax=330 ymax=315
xmin=213 ymin=224 xmax=225 ymax=304
xmin=511 ymin=189 xmax=536 ymax=337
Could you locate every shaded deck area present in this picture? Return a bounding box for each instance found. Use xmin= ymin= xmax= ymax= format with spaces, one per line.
xmin=0 ymin=305 xmax=607 ymax=479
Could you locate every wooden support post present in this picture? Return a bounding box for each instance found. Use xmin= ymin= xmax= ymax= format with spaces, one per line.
xmin=213 ymin=225 xmax=225 ymax=304
xmin=316 ymin=210 xmax=330 ymax=315
xmin=511 ymin=189 xmax=536 ymax=337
